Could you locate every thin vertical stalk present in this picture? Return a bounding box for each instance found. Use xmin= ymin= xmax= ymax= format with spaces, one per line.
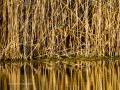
xmin=85 ymin=0 xmax=88 ymax=57
xmin=2 ymin=0 xmax=7 ymax=58
xmin=2 ymin=0 xmax=7 ymax=45
xmin=117 ymin=0 xmax=120 ymax=56
xmin=108 ymin=0 xmax=111 ymax=56
xmin=69 ymin=0 xmax=72 ymax=54
xmin=14 ymin=0 xmax=19 ymax=58
xmin=76 ymin=0 xmax=79 ymax=55
xmin=24 ymin=1 xmax=30 ymax=60
xmin=51 ymin=0 xmax=55 ymax=57
xmin=98 ymin=0 xmax=101 ymax=56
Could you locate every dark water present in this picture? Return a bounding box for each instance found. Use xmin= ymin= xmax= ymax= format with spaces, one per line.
xmin=0 ymin=59 xmax=120 ymax=90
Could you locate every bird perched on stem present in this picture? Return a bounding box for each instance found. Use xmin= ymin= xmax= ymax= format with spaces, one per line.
xmin=57 ymin=25 xmax=64 ymax=32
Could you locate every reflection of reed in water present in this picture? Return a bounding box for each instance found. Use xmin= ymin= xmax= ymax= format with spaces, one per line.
xmin=0 ymin=60 xmax=120 ymax=90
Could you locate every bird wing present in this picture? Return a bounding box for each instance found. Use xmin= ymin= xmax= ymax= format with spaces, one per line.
xmin=58 ymin=28 xmax=63 ymax=32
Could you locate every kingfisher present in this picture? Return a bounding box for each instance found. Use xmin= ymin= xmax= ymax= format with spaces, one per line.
xmin=57 ymin=25 xmax=64 ymax=32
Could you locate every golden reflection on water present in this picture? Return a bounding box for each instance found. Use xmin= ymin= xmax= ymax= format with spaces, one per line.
xmin=0 ymin=60 xmax=120 ymax=90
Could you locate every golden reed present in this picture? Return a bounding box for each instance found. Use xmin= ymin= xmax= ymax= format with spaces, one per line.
xmin=0 ymin=0 xmax=120 ymax=59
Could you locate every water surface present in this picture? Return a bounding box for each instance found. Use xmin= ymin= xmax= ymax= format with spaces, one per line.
xmin=0 ymin=59 xmax=120 ymax=90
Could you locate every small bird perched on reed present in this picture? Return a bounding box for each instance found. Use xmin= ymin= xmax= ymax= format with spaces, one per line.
xmin=57 ymin=25 xmax=64 ymax=32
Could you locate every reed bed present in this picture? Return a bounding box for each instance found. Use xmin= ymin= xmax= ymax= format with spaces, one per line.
xmin=0 ymin=0 xmax=120 ymax=60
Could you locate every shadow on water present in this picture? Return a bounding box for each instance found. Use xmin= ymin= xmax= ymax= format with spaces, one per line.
xmin=0 ymin=58 xmax=120 ymax=90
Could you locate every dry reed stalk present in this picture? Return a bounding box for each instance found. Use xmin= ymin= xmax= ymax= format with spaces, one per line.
xmin=7 ymin=0 xmax=14 ymax=58
xmin=51 ymin=0 xmax=54 ymax=56
xmin=108 ymin=0 xmax=111 ymax=56
xmin=24 ymin=1 xmax=30 ymax=59
xmin=75 ymin=0 xmax=78 ymax=56
xmin=2 ymin=0 xmax=6 ymax=45
xmin=69 ymin=0 xmax=72 ymax=54
xmin=117 ymin=0 xmax=120 ymax=57
xmin=98 ymin=0 xmax=101 ymax=56
xmin=0 ymin=2 xmax=2 ymax=52
xmin=1 ymin=0 xmax=7 ymax=59
xmin=14 ymin=0 xmax=19 ymax=59
xmin=85 ymin=0 xmax=88 ymax=57
xmin=12 ymin=0 xmax=15 ymax=59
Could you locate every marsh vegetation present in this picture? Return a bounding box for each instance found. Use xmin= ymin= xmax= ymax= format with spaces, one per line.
xmin=0 ymin=0 xmax=120 ymax=60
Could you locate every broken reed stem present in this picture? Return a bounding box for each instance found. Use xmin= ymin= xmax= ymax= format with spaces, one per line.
xmin=0 ymin=0 xmax=120 ymax=60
